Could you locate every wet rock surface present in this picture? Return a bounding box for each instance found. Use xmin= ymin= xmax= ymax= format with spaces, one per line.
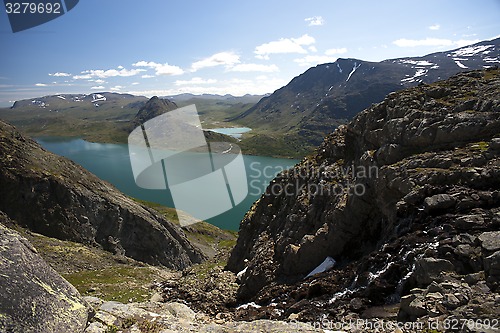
xmin=0 ymin=213 xmax=91 ymax=333
xmin=226 ymin=69 xmax=500 ymax=329
xmin=0 ymin=120 xmax=205 ymax=269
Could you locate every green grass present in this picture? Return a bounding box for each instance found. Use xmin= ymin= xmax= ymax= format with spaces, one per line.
xmin=130 ymin=198 xmax=180 ymax=224
xmin=63 ymin=266 xmax=164 ymax=303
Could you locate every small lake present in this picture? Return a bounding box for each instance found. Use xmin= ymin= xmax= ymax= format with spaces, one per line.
xmin=208 ymin=127 xmax=251 ymax=139
xmin=36 ymin=137 xmax=298 ymax=231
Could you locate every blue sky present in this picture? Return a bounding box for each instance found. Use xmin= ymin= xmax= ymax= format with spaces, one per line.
xmin=0 ymin=0 xmax=499 ymax=106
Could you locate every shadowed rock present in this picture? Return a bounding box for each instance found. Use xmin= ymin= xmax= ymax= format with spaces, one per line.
xmin=0 ymin=120 xmax=206 ymax=269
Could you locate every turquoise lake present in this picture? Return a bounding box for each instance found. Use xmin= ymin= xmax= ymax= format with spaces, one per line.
xmin=36 ymin=137 xmax=298 ymax=231
xmin=208 ymin=127 xmax=252 ymax=139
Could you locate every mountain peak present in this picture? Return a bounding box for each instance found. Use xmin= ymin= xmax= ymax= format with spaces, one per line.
xmin=132 ymin=96 xmax=178 ymax=127
xmin=231 ymin=38 xmax=500 ymax=156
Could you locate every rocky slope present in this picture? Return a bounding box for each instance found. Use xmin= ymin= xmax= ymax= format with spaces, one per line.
xmin=131 ymin=95 xmax=178 ymax=128
xmin=226 ymin=68 xmax=500 ymax=326
xmin=233 ymin=38 xmax=500 ymax=156
xmin=83 ymin=297 xmax=325 ymax=333
xmin=0 ymin=212 xmax=91 ymax=333
xmin=0 ymin=119 xmax=205 ymax=269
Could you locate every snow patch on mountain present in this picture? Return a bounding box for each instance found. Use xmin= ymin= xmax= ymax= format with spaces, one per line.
xmin=91 ymin=94 xmax=106 ymax=103
xmin=455 ymin=60 xmax=468 ymax=69
xmin=401 ymin=69 xmax=428 ymax=83
xmin=346 ymin=63 xmax=361 ymax=82
xmin=484 ymin=57 xmax=499 ymax=63
xmin=449 ymin=44 xmax=494 ymax=57
xmin=336 ymin=62 xmax=343 ymax=73
xmin=399 ymin=60 xmax=435 ymax=66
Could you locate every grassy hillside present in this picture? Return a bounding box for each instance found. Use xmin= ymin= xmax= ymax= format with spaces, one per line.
xmin=2 ymin=199 xmax=237 ymax=304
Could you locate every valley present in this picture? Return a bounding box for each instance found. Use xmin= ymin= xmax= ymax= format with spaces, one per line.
xmin=2 ymin=38 xmax=498 ymax=159
xmin=1 ymin=35 xmax=500 ymax=333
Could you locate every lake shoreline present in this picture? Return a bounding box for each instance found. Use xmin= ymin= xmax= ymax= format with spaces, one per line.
xmin=35 ymin=136 xmax=299 ymax=231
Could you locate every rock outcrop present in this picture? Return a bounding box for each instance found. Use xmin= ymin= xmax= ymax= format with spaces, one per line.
xmin=0 ymin=212 xmax=91 ymax=333
xmin=83 ymin=297 xmax=325 ymax=333
xmin=0 ymin=119 xmax=205 ymax=269
xmin=131 ymin=96 xmax=177 ymax=128
xmin=226 ymin=69 xmax=500 ymax=324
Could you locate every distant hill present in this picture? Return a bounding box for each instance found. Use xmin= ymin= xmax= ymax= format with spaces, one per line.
xmin=0 ymin=92 xmax=148 ymax=143
xmin=11 ymin=92 xmax=147 ymax=110
xmin=131 ymin=95 xmax=178 ymax=127
xmin=233 ymin=38 xmax=500 ymax=156
xmin=0 ymin=92 xmax=255 ymax=145
xmin=165 ymin=93 xmax=265 ymax=104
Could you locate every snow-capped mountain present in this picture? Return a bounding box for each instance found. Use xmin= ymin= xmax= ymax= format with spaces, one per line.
xmin=232 ymin=38 xmax=500 ymax=148
xmin=11 ymin=92 xmax=144 ymax=109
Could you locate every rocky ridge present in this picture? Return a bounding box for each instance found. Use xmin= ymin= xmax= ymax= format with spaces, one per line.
xmin=233 ymin=38 xmax=500 ymax=156
xmin=226 ymin=69 xmax=500 ymax=328
xmin=0 ymin=119 xmax=205 ymax=269
xmin=131 ymin=96 xmax=178 ymax=128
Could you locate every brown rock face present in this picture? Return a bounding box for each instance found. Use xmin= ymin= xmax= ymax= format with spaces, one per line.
xmin=0 ymin=120 xmax=205 ymax=269
xmin=226 ymin=69 xmax=500 ymax=322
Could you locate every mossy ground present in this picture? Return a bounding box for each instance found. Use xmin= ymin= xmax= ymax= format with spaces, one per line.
xmin=9 ymin=199 xmax=237 ymax=303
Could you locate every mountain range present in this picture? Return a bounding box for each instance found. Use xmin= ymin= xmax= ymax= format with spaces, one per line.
xmin=1 ymin=54 xmax=500 ymax=331
xmin=1 ymin=39 xmax=499 ymax=159
xmin=232 ymin=37 xmax=500 ymax=156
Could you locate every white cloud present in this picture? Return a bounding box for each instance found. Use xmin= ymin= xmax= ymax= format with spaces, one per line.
xmin=174 ymin=77 xmax=217 ymax=86
xmin=308 ymin=46 xmax=318 ymax=52
xmin=110 ymin=85 xmax=124 ymax=91
xmin=254 ymin=34 xmax=316 ymax=60
xmin=49 ymin=72 xmax=71 ymax=77
xmin=73 ymin=74 xmax=93 ymax=80
xmin=73 ymin=68 xmax=146 ymax=80
xmin=117 ymin=65 xmax=124 ymax=69
xmin=453 ymin=39 xmax=481 ymax=47
xmin=190 ymin=52 xmax=240 ymax=72
xmin=35 ymin=83 xmax=47 ymax=86
xmin=393 ymin=37 xmax=480 ymax=48
xmin=90 ymin=86 xmax=105 ymax=90
xmin=428 ymin=24 xmax=440 ymax=31
xmin=305 ymin=16 xmax=325 ymax=26
xmin=94 ymin=79 xmax=106 ymax=84
xmin=294 ymin=55 xmax=338 ymax=67
xmin=393 ymin=38 xmax=453 ymax=47
xmin=141 ymin=74 xmax=155 ymax=79
xmin=229 ymin=63 xmax=279 ymax=73
xmin=325 ymin=47 xmax=348 ymax=55
xmin=132 ymin=61 xmax=184 ymax=76
xmin=131 ymin=82 xmax=140 ymax=85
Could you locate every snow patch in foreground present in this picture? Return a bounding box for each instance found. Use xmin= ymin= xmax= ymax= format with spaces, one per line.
xmin=306 ymin=256 xmax=336 ymax=278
